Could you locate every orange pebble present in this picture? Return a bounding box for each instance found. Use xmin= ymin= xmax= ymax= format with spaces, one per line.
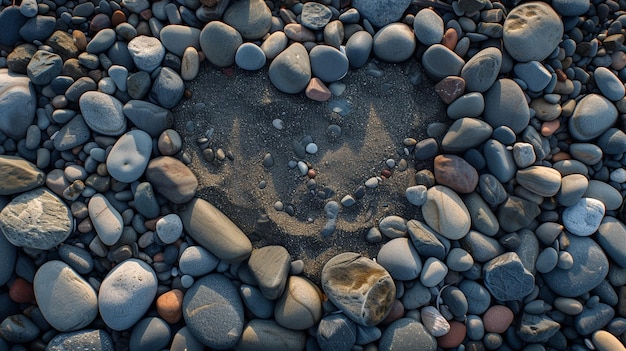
xmin=437 ymin=321 xmax=466 ymax=348
xmin=442 ymin=28 xmax=458 ymax=51
xmin=111 ymin=10 xmax=127 ymax=26
xmin=551 ymin=151 xmax=571 ymax=162
xmin=144 ymin=217 xmax=161 ymax=231
xmin=9 ymin=278 xmax=35 ymax=304
xmin=541 ymin=119 xmax=560 ymax=136
xmin=153 ymin=252 xmax=165 ymax=262
xmin=483 ymin=305 xmax=514 ymax=333
xmin=156 ymin=289 xmax=184 ymax=324
xmin=72 ymin=30 xmax=87 ymax=51
xmin=305 ymin=77 xmax=331 ymax=102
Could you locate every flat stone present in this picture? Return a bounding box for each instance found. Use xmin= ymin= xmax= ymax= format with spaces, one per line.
xmin=483 ymin=78 xmax=530 ymax=133
xmin=223 ymin=0 xmax=271 ymax=40
xmin=421 ymin=185 xmax=471 ymax=240
xmin=86 ymin=28 xmax=116 ymax=54
xmin=518 ymin=313 xmax=560 ymax=343
xmin=236 ymin=319 xmax=306 ymax=351
xmin=446 ymin=92 xmax=485 ymax=119
xmin=46 ymin=330 xmax=114 ymax=351
xmin=99 ymin=259 xmax=157 ymax=331
xmin=460 ymin=230 xmax=505 ymax=263
xmin=300 ymin=2 xmax=332 ymax=30
xmin=413 ymin=9 xmax=443 ymax=46
xmin=149 ymin=67 xmax=184 ymax=109
xmin=145 ymin=156 xmax=198 ymax=204
xmin=598 ymin=128 xmax=626 ymax=155
xmin=27 ymin=50 xmax=63 ymax=86
xmin=322 ymin=252 xmax=396 ymax=326
xmin=247 ymin=245 xmax=291 ymax=300
xmin=88 ymin=194 xmax=123 ymax=246
xmin=406 ymin=219 xmax=447 ymax=260
xmin=502 ymin=2 xmax=563 ymax=62
xmin=268 ymin=43 xmax=311 ymax=94
xmin=434 ymin=154 xmax=479 ymax=193
xmin=584 ymin=179 xmax=623 ymax=211
xmin=441 ymin=117 xmax=492 ymax=153
xmin=594 ymin=67 xmax=625 ymax=101
xmin=421 ymin=44 xmax=464 ymax=81
xmin=106 ymin=130 xmax=152 ymax=183
xmin=79 ymin=91 xmax=127 ymax=136
xmin=463 ymin=192 xmax=499 ymax=236
xmin=178 ymin=197 xmax=252 ymax=263
xmin=434 ymin=76 xmax=465 ymax=104
xmin=235 ymin=43 xmax=266 ymax=71
xmin=123 ymin=100 xmax=174 ymax=137
xmin=0 ymin=155 xmax=44 ymax=195
xmin=0 ymin=188 xmax=72 ymax=250
xmin=568 ymin=94 xmax=618 ymax=142
xmin=275 ymin=276 xmax=322 ymax=330
xmin=199 ymin=20 xmax=242 ymax=68
xmin=33 ymin=260 xmax=97 ymax=332
xmin=0 ymin=69 xmax=36 ymax=139
xmin=596 ymin=217 xmax=626 ymax=268
xmin=179 ymin=245 xmax=220 ymax=277
xmin=483 ymin=252 xmax=535 ymax=301
xmin=461 ymin=47 xmax=502 ymax=92
xmin=562 ymin=198 xmax=605 ymax=236
xmin=309 ymin=45 xmax=349 ymax=82
xmin=159 ymin=25 xmax=201 ymax=57
xmin=316 ymin=314 xmax=357 ymax=351
xmin=379 ymin=319 xmax=436 ymax=351
xmin=377 ymin=237 xmax=422 ymax=280
xmin=372 ymin=23 xmax=416 ymax=63
xmin=352 ymin=0 xmax=411 ymax=28
xmin=155 ymin=213 xmax=183 ymax=244
xmin=516 ymin=165 xmax=562 ymax=197
xmin=543 ymin=235 xmax=608 ymax=297
xmin=497 ymin=196 xmax=541 ymax=233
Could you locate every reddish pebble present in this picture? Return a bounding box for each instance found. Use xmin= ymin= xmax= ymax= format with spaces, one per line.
xmin=144 ymin=217 xmax=161 ymax=231
xmin=307 ymin=169 xmax=316 ymax=178
xmin=139 ymin=9 xmax=152 ymax=20
xmin=10 ymin=278 xmax=35 ymax=304
xmin=551 ymin=151 xmax=571 ymax=162
xmin=555 ymin=69 xmax=567 ymax=82
xmin=73 ymin=31 xmax=87 ymax=51
xmin=483 ymin=305 xmax=514 ymax=333
xmin=434 ymin=76 xmax=465 ymax=104
xmin=437 ymin=321 xmax=466 ymax=348
xmin=381 ymin=300 xmax=405 ymax=325
xmin=541 ymin=119 xmax=560 ymax=136
xmin=381 ymin=168 xmax=392 ymax=178
xmin=305 ymin=77 xmax=331 ymax=102
xmin=89 ymin=13 xmax=111 ymax=32
xmin=223 ymin=67 xmax=235 ymax=77
xmin=111 ymin=10 xmax=127 ymax=26
xmin=184 ymin=89 xmax=193 ymax=99
xmin=153 ymin=252 xmax=165 ymax=262
xmin=442 ymin=28 xmax=458 ymax=51
xmin=157 ymin=289 xmax=184 ymax=324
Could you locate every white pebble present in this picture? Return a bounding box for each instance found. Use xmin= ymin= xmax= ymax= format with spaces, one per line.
xmin=156 ymin=213 xmax=183 ymax=244
xmin=305 ymin=143 xmax=318 ymax=154
xmin=365 ymin=177 xmax=380 ymax=188
xmin=272 ymin=118 xmax=284 ymax=130
xmin=297 ymin=161 xmax=309 ymax=175
xmin=610 ymin=168 xmax=626 ymax=183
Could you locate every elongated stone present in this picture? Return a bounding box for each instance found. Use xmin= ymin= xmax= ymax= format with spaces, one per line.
xmin=0 ymin=155 xmax=44 ymax=195
xmin=516 ymin=166 xmax=562 ymax=197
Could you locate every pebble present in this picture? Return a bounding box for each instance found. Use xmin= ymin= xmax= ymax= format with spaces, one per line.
xmin=123 ymin=99 xmax=174 ymax=137
xmin=420 ymin=257 xmax=447 ymax=287
xmin=322 ymin=252 xmax=395 ymax=326
xmin=569 ymin=94 xmax=618 ymax=141
xmin=310 ymin=45 xmax=349 ymax=82
xmin=156 ymin=213 xmax=183 ymax=244
xmin=345 ymin=31 xmax=373 ymax=69
xmin=584 ymin=179 xmax=624 ymax=211
xmin=596 ymin=216 xmax=626 ymax=268
xmin=352 ymin=0 xmax=412 ymax=28
xmin=562 ymin=197 xmax=605 ymax=236
xmin=106 ymin=129 xmax=152 ymax=183
xmin=483 ymin=252 xmax=535 ymax=301
xmin=145 ymin=156 xmax=198 ymax=204
xmin=594 ymin=67 xmax=625 ymax=101
xmin=268 ymin=43 xmax=311 ymax=94
xmin=0 ymin=69 xmax=36 ymax=139
xmin=159 ymin=25 xmax=201 ymax=57
xmin=502 ymin=2 xmax=563 ymax=62
xmin=433 ymin=154 xmax=478 ymax=193
xmin=516 ymin=165 xmax=562 ymax=197
xmin=372 ymin=23 xmax=416 ymax=63
xmin=0 ymin=155 xmax=44 ymax=195
xmin=575 ymin=303 xmax=615 ymax=336
xmin=33 ymin=260 xmax=97 ymax=331
xmin=413 ymin=9 xmax=443 ymax=46
xmin=129 ymin=317 xmax=171 ymax=351
xmin=247 ymin=245 xmax=291 ymax=300
xmin=441 ymin=117 xmax=492 ymax=153
xmin=27 ymin=50 xmax=63 ymax=86
xmin=421 ymin=185 xmax=471 ymax=240
xmin=420 ymin=306 xmax=450 ymax=337
xmin=46 ymin=330 xmax=114 ymax=351
xmin=99 ymin=258 xmax=158 ymax=331
xmin=377 ymin=237 xmax=422 ymax=280
xmin=301 ymin=2 xmax=332 ymax=30
xmin=461 ymin=47 xmax=502 ymax=92
xmin=514 ymin=61 xmax=552 ymax=92
xmin=0 ymin=187 xmax=72 ymax=250
xmin=223 ymin=0 xmax=271 ymax=40
xmin=199 ymin=21 xmax=242 ymax=68
xmin=235 ymin=42 xmax=266 ymax=71
xmin=88 ymin=194 xmax=124 ymax=246
xmin=86 ymin=28 xmax=116 ymax=54
xmin=378 ymin=215 xmax=407 ymax=238
xmin=378 ymin=318 xmax=436 ymax=351
xmin=421 ymin=44 xmax=464 ymax=81
xmin=79 ymin=91 xmax=127 ymax=136
xmin=593 ymin=330 xmax=626 ymax=351
xmin=275 ymin=276 xmax=322 ymax=330
xmin=236 ymin=319 xmax=306 ymax=351
xmin=483 ymin=78 xmax=530 ymax=133
xmin=0 ymin=314 xmax=40 ymax=343
xmin=317 ymin=313 xmax=357 ymax=351
xmin=405 ymin=185 xmax=428 ymax=206
xmin=150 ymin=67 xmax=184 ymax=109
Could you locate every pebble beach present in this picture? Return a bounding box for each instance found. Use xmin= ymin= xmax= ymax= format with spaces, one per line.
xmin=0 ymin=0 xmax=626 ymax=349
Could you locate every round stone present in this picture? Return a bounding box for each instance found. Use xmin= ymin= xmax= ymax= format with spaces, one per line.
xmin=300 ymin=2 xmax=332 ymax=30
xmin=223 ymin=0 xmax=271 ymax=40
xmin=79 ymin=91 xmax=126 ymax=136
xmin=461 ymin=47 xmax=502 ymax=92
xmin=441 ymin=117 xmax=492 ymax=153
xmin=596 ymin=217 xmax=626 ymax=269
xmin=483 ymin=305 xmax=514 ymax=333
xmin=420 ymin=257 xmax=447 ymax=287
xmin=179 ymin=245 xmax=220 ymax=277
xmin=149 ymin=67 xmax=184 ymax=109
xmin=594 ymin=67 xmax=625 ymax=101
xmin=129 ymin=317 xmax=171 ymax=351
xmin=515 ymin=165 xmax=562 ymax=197
xmin=413 ymin=9 xmax=443 ymax=45
xmin=562 ymin=198 xmax=605 ymax=236
xmin=483 ymin=78 xmax=530 ymax=133
xmin=156 ymin=213 xmax=183 ymax=244
xmin=309 ymin=45 xmax=349 ymax=83
xmin=235 ymin=43 xmax=266 ymax=71
xmin=433 ymin=154 xmax=479 ymax=194
xmin=421 ymin=44 xmax=464 ymax=81
xmin=127 ymin=35 xmax=165 ymax=72
xmin=159 ymin=25 xmax=201 ymax=57
xmin=569 ymin=94 xmax=619 ymax=141
xmin=377 ymin=237 xmax=422 ymax=280
xmin=421 ymin=185 xmax=471 ymax=240
xmin=106 ymin=129 xmax=152 ymax=183
xmin=200 ymin=21 xmax=243 ymax=68
xmin=274 ymin=276 xmax=322 ymax=330
xmin=405 ymin=185 xmax=428 ymax=206
xmin=372 ymin=23 xmax=416 ymax=63
xmin=352 ymin=0 xmax=412 ymax=28
xmin=345 ymin=31 xmax=373 ymax=69
xmin=268 ymin=43 xmax=311 ymax=94
xmin=503 ymin=2 xmax=563 ymax=62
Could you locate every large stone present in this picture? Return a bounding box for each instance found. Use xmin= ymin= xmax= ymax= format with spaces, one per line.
xmin=159 ymin=25 xmax=201 ymax=57
xmin=79 ymin=91 xmax=127 ymax=136
xmin=321 ymin=252 xmax=396 ymax=326
xmin=503 ymin=2 xmax=563 ymax=62
xmin=421 ymin=185 xmax=471 ymax=240
xmin=199 ymin=21 xmax=242 ymax=68
xmin=106 ymin=130 xmax=152 ymax=183
xmin=247 ymin=245 xmax=291 ymax=300
xmin=26 ymin=50 xmax=63 ymax=86
xmin=34 ymin=261 xmax=98 ymax=332
xmin=596 ymin=217 xmax=626 ymax=268
xmin=461 ymin=47 xmax=502 ymax=92
xmin=483 ymin=252 xmax=535 ymax=301
xmin=183 ymin=274 xmax=244 ymax=350
xmin=516 ymin=166 xmax=562 ymax=197
xmin=178 ymin=197 xmax=252 ymax=263
xmin=517 ymin=313 xmax=561 ymax=343
xmin=123 ymin=100 xmax=174 ymax=138
xmin=568 ymin=94 xmax=618 ymax=142
xmin=0 ymin=69 xmax=36 ymax=139
xmin=145 ymin=156 xmax=198 ymax=204
xmin=223 ymin=0 xmax=271 ymax=40
xmin=562 ymin=198 xmax=605 ymax=236
xmin=0 ymin=188 xmax=72 ymax=250
xmin=274 ymin=276 xmax=323 ymax=330
xmin=352 ymin=0 xmax=412 ymax=28
xmin=0 ymin=155 xmax=44 ymax=195
xmin=372 ymin=23 xmax=416 ymax=63
xmin=268 ymin=43 xmax=311 ymax=94
xmin=483 ymin=79 xmax=530 ymax=133
xmin=434 ymin=154 xmax=479 ymax=193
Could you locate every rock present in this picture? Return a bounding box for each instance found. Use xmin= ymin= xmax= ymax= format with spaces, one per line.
xmin=275 ymin=276 xmax=322 ymax=330
xmin=309 ymin=45 xmax=349 ymax=82
xmin=33 ymin=260 xmax=97 ymax=332
xmin=129 ymin=317 xmax=171 ymax=351
xmin=0 ymin=69 xmax=36 ymax=139
xmin=322 ymin=252 xmax=396 ymax=326
xmin=379 ymin=318 xmax=436 ymax=351
xmin=434 ymin=154 xmax=478 ymax=193
xmin=179 ymin=245 xmax=220 ymax=277
xmin=594 ymin=66 xmax=625 ymax=101
xmin=223 ymin=0 xmax=271 ymax=40
xmin=446 ymin=248 xmax=474 ymax=272
xmin=45 ymin=30 xmax=79 ymax=61
xmin=378 ymin=215 xmax=407 ymax=239
xmin=345 ymin=31 xmax=373 ymax=68
xmin=46 ymin=330 xmax=114 ymax=351
xmin=483 ymin=78 xmax=530 ymax=133
xmin=596 ymin=217 xmax=626 ymax=268
xmin=156 ymin=213 xmax=183 ymax=244
xmin=123 ymin=100 xmax=174 ymax=137
xmin=575 ymin=303 xmax=614 ymax=336
xmin=483 ymin=252 xmax=535 ymax=301
xmin=484 ymin=139 xmax=517 ymax=183
xmin=240 ymin=285 xmax=274 ymax=319
xmin=372 ymin=23 xmax=416 ymax=63
xmin=178 ymin=197 xmax=252 ymax=263
xmin=99 ymin=259 xmax=157 ymax=331
xmin=598 ymin=128 xmax=626 ymax=155
xmin=121 ymin=0 xmax=149 ymax=13
xmin=352 ymin=0 xmax=411 ymax=27
xmin=88 ymin=194 xmax=124 ymax=246
xmin=421 ymin=44 xmax=465 ymax=81
xmin=145 ymin=156 xmax=198 ymax=204
xmin=305 ymin=77 xmax=332 ymax=102
xmin=300 ymin=2 xmax=332 ymax=30
xmin=460 ymin=230 xmax=505 ymax=263
xmin=543 ymin=235 xmax=608 ymax=297
xmin=497 ymin=196 xmax=541 ymax=233
xmin=235 ymin=43 xmax=266 ymax=71
xmin=461 ymin=47 xmax=502 ymax=92
xmin=405 ymin=185 xmax=428 ymax=206
xmin=420 ymin=306 xmax=450 ymax=337
xmin=0 ymin=155 xmax=44 ymax=195
xmin=568 ymin=94 xmax=618 ymax=142
xmin=247 ymin=245 xmax=291 ymax=300
xmin=447 ymin=92 xmax=485 ymax=119
xmin=27 ymin=50 xmax=63 ymax=86
xmin=406 ymin=220 xmax=447 ymax=260
xmin=562 ymin=198 xmax=605 ymax=236
xmin=502 ymin=2 xmax=563 ymax=62
xmin=377 ymin=237 xmax=422 ymax=280
xmin=557 ymin=174 xmax=589 ymax=207
xmin=106 ymin=130 xmax=152 ymax=183
xmin=283 ymin=24 xmax=315 ymax=42
xmin=260 ymin=31 xmax=288 ymax=60
xmin=0 ymin=188 xmax=72 ymax=250
xmin=85 ymin=28 xmax=116 ymax=54
xmin=421 ymin=185 xmax=471 ymax=240
xmin=514 ymin=61 xmax=553 ymax=92
xmin=199 ymin=21 xmax=242 ymax=67
xmin=593 ymin=330 xmax=626 ymax=351
xmin=268 ymin=43 xmax=311 ymax=94
xmin=79 ymin=91 xmax=127 ymax=136
xmin=413 ymin=9 xmax=443 ymax=46
xmin=434 ymin=76 xmax=465 ymax=104
xmin=437 ymin=321 xmax=466 ymax=348
xmin=584 ymin=179 xmax=623 ymax=211
xmin=0 ymin=230 xmax=16 ymax=286
xmin=149 ymin=67 xmax=184 ymax=109
xmin=0 ymin=7 xmax=28 ymax=47
xmin=317 ymin=314 xmax=357 ymax=351
xmin=420 ymin=257 xmax=447 ymax=287
xmin=441 ymin=118 xmax=492 ymax=153
xmin=159 ymin=25 xmax=201 ymax=57
xmin=463 ymin=192 xmax=499 ymax=236
xmin=236 ymin=319 xmax=306 ymax=351
xmin=518 ymin=313 xmax=560 ymax=343
xmin=516 ymin=165 xmax=562 ymax=197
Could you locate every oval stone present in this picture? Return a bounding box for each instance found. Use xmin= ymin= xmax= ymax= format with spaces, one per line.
xmin=568 ymin=94 xmax=618 ymax=142
xmin=421 ymin=185 xmax=471 ymax=240
xmin=235 ymin=319 xmax=306 ymax=351
xmin=562 ymin=198 xmax=605 ymax=236
xmin=434 ymin=154 xmax=479 ymax=194
xmin=421 ymin=44 xmax=464 ymax=81
xmin=159 ymin=25 xmax=201 ymax=57
xmin=441 ymin=117 xmax=492 ymax=153
xmin=483 ymin=79 xmax=530 ymax=133
xmin=322 ymin=252 xmax=396 ymax=326
xmin=0 ymin=187 xmax=72 ymax=250
xmin=596 ymin=217 xmax=626 ymax=268
xmin=79 ymin=91 xmax=127 ymax=136
xmin=88 ymin=194 xmax=123 ymax=246
xmin=0 ymin=155 xmax=44 ymax=195
xmin=34 ymin=260 xmax=97 ymax=331
xmin=413 ymin=9 xmax=443 ymax=46
xmin=106 ymin=130 xmax=152 ymax=183
xmin=99 ymin=258 xmax=158 ymax=331
xmin=268 ymin=43 xmax=311 ymax=94
xmin=46 ymin=330 xmax=114 ymax=351
xmin=183 ymin=274 xmax=244 ymax=350
xmin=0 ymin=69 xmax=36 ymax=139
xmin=274 ymin=276 xmax=323 ymax=330
xmin=145 ymin=156 xmax=198 ymax=204
xmin=516 ymin=166 xmax=562 ymax=197
xmin=461 ymin=47 xmax=502 ymax=92
xmin=199 ymin=21 xmax=242 ymax=68
xmin=372 ymin=23 xmax=416 ymax=63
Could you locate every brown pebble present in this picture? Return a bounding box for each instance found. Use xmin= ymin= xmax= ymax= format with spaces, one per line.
xmin=381 ymin=299 xmax=404 ymax=325
xmin=307 ymin=169 xmax=316 ymax=178
xmin=381 ymin=168 xmax=392 ymax=178
xmin=111 ymin=10 xmax=127 ymax=26
xmin=89 ymin=13 xmax=111 ymax=32
xmin=153 ymin=252 xmax=165 ymax=262
xmin=156 ymin=289 xmax=184 ymax=324
xmin=144 ymin=217 xmax=161 ymax=231
xmin=305 ymin=77 xmax=331 ymax=102
xmin=184 ymin=89 xmax=192 ymax=99
xmin=483 ymin=305 xmax=514 ymax=333
xmin=434 ymin=76 xmax=465 ymax=104
xmin=541 ymin=119 xmax=560 ymax=136
xmin=434 ymin=154 xmax=478 ymax=193
xmin=139 ymin=8 xmax=152 ymax=20
xmin=555 ymin=68 xmax=567 ymax=82
xmin=437 ymin=321 xmax=466 ymax=348
xmin=72 ymin=31 xmax=88 ymax=51
xmin=551 ymin=151 xmax=571 ymax=162
xmin=78 ymin=217 xmax=93 ymax=233
xmin=9 ymin=278 xmax=35 ymax=304
xmin=442 ymin=28 xmax=458 ymax=51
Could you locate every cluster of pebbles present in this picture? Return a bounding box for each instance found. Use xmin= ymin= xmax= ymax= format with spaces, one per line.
xmin=0 ymin=0 xmax=626 ymax=349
